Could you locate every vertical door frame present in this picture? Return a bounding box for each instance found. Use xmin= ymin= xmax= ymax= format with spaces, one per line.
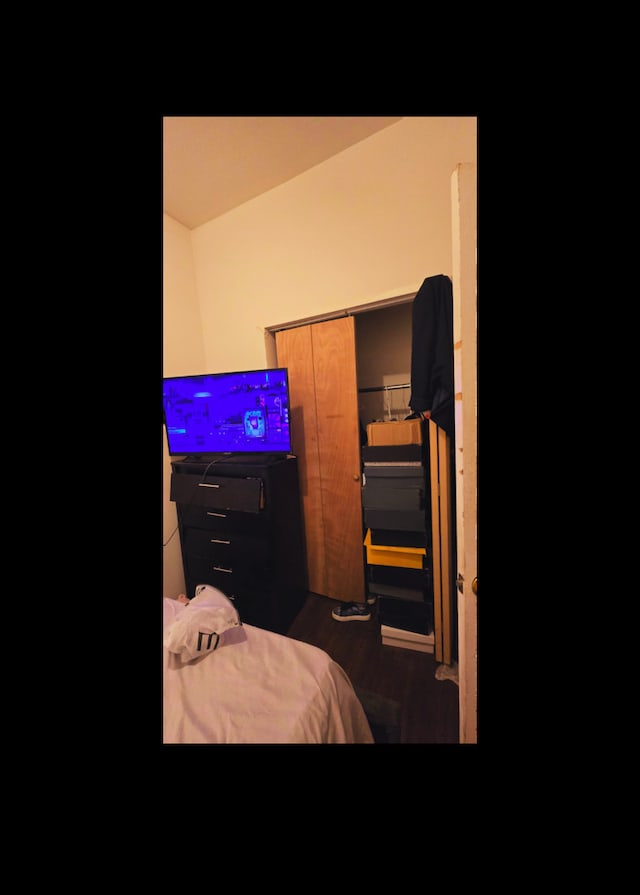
xmin=451 ymin=162 xmax=478 ymax=745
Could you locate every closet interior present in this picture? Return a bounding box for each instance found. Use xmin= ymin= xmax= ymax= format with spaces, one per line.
xmin=354 ymin=302 xmax=413 ymax=432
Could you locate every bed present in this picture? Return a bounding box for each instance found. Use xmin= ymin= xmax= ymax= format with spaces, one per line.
xmin=163 ymin=586 xmax=374 ymax=744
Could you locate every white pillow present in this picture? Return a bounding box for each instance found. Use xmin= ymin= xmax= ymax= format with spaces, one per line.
xmin=163 ymin=584 xmax=247 ymax=663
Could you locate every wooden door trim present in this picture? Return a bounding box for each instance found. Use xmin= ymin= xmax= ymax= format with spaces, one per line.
xmin=265 ymin=292 xmax=416 ymax=336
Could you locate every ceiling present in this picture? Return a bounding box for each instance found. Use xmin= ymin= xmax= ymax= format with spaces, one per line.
xmin=162 ymin=116 xmax=403 ymax=230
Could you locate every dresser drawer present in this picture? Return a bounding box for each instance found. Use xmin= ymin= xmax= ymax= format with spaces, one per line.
xmin=177 ymin=502 xmax=268 ymax=535
xmin=186 ymin=555 xmax=273 ymax=593
xmin=184 ymin=528 xmax=270 ymax=567
xmin=170 ymin=472 xmax=263 ymax=513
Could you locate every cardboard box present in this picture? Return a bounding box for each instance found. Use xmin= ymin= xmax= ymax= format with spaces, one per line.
xmin=366 ymin=420 xmax=423 ymax=446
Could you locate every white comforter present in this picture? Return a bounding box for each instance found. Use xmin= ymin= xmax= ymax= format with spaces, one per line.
xmin=163 ymin=598 xmax=374 ymax=744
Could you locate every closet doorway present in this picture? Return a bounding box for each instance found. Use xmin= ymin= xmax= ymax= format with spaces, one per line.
xmin=269 ymin=296 xmax=415 ymax=604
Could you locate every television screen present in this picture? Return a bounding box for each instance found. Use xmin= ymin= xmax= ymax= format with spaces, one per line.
xmin=163 ymin=368 xmax=292 ymax=457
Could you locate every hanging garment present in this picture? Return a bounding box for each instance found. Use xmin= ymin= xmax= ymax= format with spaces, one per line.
xmin=408 ymin=274 xmax=454 ymax=436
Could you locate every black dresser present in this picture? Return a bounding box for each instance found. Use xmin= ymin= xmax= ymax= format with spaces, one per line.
xmin=170 ymin=455 xmax=308 ymax=634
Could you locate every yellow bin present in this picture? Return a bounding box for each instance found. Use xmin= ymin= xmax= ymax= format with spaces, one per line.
xmin=364 ymin=529 xmax=426 ymax=569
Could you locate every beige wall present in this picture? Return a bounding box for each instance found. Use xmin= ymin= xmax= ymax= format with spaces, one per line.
xmin=163 ymin=213 xmax=205 ymax=376
xmin=162 ymin=116 xmax=477 ymax=599
xmin=162 ymin=214 xmax=205 ymax=597
xmin=189 ymin=117 xmax=476 ymax=373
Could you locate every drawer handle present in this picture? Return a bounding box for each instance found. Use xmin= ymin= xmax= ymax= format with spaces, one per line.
xmin=210 ymin=538 xmax=231 ymax=545
xmin=198 ymin=482 xmax=220 ymax=489
xmin=206 ymin=511 xmax=227 ymax=518
xmin=213 ymin=565 xmax=232 ymax=573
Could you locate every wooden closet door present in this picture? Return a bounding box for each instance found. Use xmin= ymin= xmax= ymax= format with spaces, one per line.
xmin=276 ymin=324 xmax=326 ymax=595
xmin=276 ymin=316 xmax=365 ymax=603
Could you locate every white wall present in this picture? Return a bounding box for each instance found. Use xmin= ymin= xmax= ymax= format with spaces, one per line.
xmin=162 ymin=116 xmax=477 ymax=598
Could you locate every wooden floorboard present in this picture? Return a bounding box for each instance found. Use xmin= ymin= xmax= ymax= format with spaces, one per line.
xmin=287 ymin=592 xmax=459 ymax=744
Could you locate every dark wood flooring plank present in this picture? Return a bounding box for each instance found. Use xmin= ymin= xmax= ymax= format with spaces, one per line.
xmin=287 ymin=592 xmax=459 ymax=744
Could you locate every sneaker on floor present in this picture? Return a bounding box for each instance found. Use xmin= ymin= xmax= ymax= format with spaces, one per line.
xmin=331 ymin=602 xmax=372 ymax=622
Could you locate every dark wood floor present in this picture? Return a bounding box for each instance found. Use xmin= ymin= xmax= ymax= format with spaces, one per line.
xmin=287 ymin=592 xmax=459 ymax=744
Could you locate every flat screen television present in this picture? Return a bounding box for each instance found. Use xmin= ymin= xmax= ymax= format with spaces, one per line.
xmin=162 ymin=367 xmax=292 ymax=459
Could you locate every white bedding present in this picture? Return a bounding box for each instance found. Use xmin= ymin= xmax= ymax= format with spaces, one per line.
xmin=163 ymin=597 xmax=374 ymax=744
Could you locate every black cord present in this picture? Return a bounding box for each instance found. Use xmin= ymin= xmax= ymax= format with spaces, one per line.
xmin=163 ymin=525 xmax=178 ymax=547
xmin=200 ymin=456 xmax=223 ymax=482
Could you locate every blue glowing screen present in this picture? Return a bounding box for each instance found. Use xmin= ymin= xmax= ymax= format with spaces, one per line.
xmin=163 ymin=368 xmax=292 ymax=456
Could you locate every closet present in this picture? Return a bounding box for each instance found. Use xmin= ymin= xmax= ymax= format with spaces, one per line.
xmin=275 ymin=303 xmax=414 ymax=605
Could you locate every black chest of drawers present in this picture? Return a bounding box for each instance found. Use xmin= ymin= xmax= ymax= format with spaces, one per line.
xmin=170 ymin=456 xmax=308 ymax=634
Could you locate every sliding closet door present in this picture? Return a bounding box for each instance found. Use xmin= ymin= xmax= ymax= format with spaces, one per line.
xmin=276 ymin=316 xmax=365 ymax=603
xmin=276 ymin=324 xmax=325 ymax=594
xmin=313 ymin=317 xmax=365 ymax=602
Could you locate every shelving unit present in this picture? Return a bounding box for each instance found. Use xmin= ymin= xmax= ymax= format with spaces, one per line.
xmin=361 ymin=422 xmax=434 ymax=652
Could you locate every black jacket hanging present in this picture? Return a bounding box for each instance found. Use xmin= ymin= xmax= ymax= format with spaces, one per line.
xmin=408 ymin=274 xmax=454 ymax=436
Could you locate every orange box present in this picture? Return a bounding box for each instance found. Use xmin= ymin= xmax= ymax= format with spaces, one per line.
xmin=366 ymin=419 xmax=423 ymax=446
